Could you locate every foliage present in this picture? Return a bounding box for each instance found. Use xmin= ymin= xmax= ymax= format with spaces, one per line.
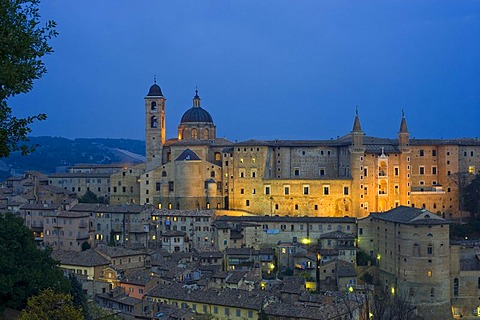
xmin=361 ymin=272 xmax=373 ymax=285
xmin=356 ymin=250 xmax=372 ymax=266
xmin=449 ymin=219 xmax=480 ymax=240
xmin=68 ymin=274 xmax=90 ymax=320
xmin=0 ymin=212 xmax=70 ymax=311
xmin=0 ymin=0 xmax=57 ymax=158
xmin=18 ymin=288 xmax=83 ymax=320
xmin=108 ymin=229 xmax=116 ymax=246
xmin=370 ymin=293 xmax=417 ymax=320
xmin=87 ymin=302 xmax=123 ymax=320
xmin=81 ymin=241 xmax=91 ymax=251
xmin=448 ymin=172 xmax=474 ymax=213
xmin=78 ymin=190 xmax=100 ymax=204
xmin=464 ymin=174 xmax=480 ymax=218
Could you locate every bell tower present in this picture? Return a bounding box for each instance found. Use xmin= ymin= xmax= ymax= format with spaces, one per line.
xmin=145 ymin=79 xmax=166 ymax=164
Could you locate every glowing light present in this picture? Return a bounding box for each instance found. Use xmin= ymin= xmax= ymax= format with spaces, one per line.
xmin=301 ymin=238 xmax=311 ymax=245
xmin=348 ymin=286 xmax=354 ymax=293
xmin=391 ymin=287 xmax=395 ymax=295
xmin=376 ymin=254 xmax=381 ymax=261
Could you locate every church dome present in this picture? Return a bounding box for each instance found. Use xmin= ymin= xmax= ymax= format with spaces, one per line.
xmin=180 ymin=107 xmax=213 ymax=123
xmin=180 ymin=89 xmax=213 ymax=123
xmin=147 ymin=83 xmax=163 ymax=97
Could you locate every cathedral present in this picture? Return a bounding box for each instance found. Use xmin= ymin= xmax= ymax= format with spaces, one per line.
xmin=109 ymin=82 xmax=480 ymax=218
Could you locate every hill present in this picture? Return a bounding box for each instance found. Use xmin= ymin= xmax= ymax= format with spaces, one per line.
xmin=0 ymin=137 xmax=145 ymax=180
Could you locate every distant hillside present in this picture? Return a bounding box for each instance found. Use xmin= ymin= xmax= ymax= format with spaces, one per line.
xmin=0 ymin=137 xmax=146 ymax=179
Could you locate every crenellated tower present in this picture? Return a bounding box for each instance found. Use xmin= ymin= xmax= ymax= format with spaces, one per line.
xmin=145 ymin=80 xmax=166 ymax=164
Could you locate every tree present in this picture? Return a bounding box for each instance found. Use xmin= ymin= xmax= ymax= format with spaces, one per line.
xmin=81 ymin=241 xmax=91 ymax=251
xmin=0 ymin=0 xmax=57 ymax=157
xmin=78 ymin=190 xmax=99 ymax=203
xmin=464 ymin=174 xmax=480 ymax=218
xmin=0 ymin=212 xmax=70 ymax=311
xmin=68 ymin=274 xmax=90 ymax=320
xmin=18 ymin=288 xmax=84 ymax=320
xmin=448 ymin=172 xmax=474 ymax=216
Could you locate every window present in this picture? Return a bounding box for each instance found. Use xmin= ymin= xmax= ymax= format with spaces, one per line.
xmin=251 ymin=170 xmax=257 ymax=178
xmin=303 ymin=186 xmax=309 ymax=195
xmin=240 ymin=188 xmax=244 ymax=194
xmin=319 ymin=168 xmax=325 ymax=176
xmin=432 ymin=166 xmax=437 ymax=175
xmin=294 ymin=168 xmax=300 ymax=176
xmin=394 ymin=167 xmax=399 ymax=176
xmin=239 ymin=169 xmax=245 ymax=178
xmin=427 ymin=245 xmax=433 ymax=255
xmin=323 ymin=186 xmax=329 ymax=195
xmin=265 ymin=186 xmax=270 ymax=195
xmin=419 ymin=149 xmax=424 ymax=156
xmin=284 ymin=186 xmax=290 ymax=195
xmin=469 ymin=166 xmax=475 ymax=174
xmin=168 ymin=181 xmax=174 ymax=192
xmin=156 ymin=182 xmax=161 ymax=191
xmin=453 ymin=278 xmax=459 ymax=296
xmin=246 ymin=200 xmax=250 ymax=206
xmin=343 ymin=186 xmax=349 ymax=195
xmin=432 ymin=150 xmax=437 ymax=156
xmin=192 ymin=128 xmax=198 ymax=139
xmin=419 ymin=166 xmax=425 ymax=175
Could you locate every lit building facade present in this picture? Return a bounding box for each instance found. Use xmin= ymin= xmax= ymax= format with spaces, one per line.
xmin=115 ymin=83 xmax=480 ymax=219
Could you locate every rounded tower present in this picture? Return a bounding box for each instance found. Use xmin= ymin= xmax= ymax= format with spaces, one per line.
xmin=145 ymin=80 xmax=166 ymax=164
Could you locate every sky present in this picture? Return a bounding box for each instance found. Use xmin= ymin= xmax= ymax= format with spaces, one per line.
xmin=10 ymin=1 xmax=480 ymax=142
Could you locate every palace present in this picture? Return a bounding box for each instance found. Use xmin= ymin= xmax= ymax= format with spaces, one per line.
xmin=109 ymin=82 xmax=480 ymax=218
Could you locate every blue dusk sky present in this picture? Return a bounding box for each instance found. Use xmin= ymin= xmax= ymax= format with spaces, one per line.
xmin=9 ymin=1 xmax=480 ymax=142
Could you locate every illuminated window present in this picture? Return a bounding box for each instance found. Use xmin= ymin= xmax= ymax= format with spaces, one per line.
xmin=303 ymin=185 xmax=310 ymax=195
xmin=469 ymin=166 xmax=475 ymax=174
xmin=427 ymin=270 xmax=432 ymax=277
xmin=264 ymin=186 xmax=270 ymax=195
xmin=192 ymin=129 xmax=198 ymax=139
xmin=323 ymin=186 xmax=330 ymax=195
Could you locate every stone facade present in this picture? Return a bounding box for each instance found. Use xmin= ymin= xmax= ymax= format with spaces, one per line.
xmin=358 ymin=206 xmax=452 ymax=319
xmin=110 ymin=83 xmax=480 ymax=219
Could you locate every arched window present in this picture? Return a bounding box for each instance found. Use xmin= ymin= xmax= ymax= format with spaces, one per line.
xmin=210 ymin=171 xmax=215 ymax=178
xmin=151 ymin=101 xmax=157 ymax=111
xmin=192 ymin=129 xmax=198 ymax=139
xmin=151 ymin=116 xmax=158 ymax=128
xmin=162 ymin=171 xmax=167 ymax=177
xmin=215 ymin=152 xmax=221 ymax=161
xmin=203 ymin=128 xmax=209 ymax=140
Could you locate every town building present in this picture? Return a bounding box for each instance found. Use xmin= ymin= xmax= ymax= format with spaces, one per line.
xmin=358 ymin=206 xmax=451 ymax=319
xmin=112 ymin=83 xmax=480 ymax=219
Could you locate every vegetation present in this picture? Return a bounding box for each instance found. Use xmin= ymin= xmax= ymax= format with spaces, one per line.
xmin=81 ymin=241 xmax=91 ymax=251
xmin=463 ymin=174 xmax=480 ymax=218
xmin=18 ymin=289 xmax=83 ymax=320
xmin=0 ymin=212 xmax=70 ymax=311
xmin=0 ymin=0 xmax=57 ymax=158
